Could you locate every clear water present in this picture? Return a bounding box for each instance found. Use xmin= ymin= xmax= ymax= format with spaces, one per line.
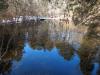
xmin=10 ymin=43 xmax=82 ymax=75
xmin=0 ymin=21 xmax=100 ymax=75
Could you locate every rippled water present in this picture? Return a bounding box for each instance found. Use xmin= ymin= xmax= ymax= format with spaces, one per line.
xmin=0 ymin=21 xmax=100 ymax=75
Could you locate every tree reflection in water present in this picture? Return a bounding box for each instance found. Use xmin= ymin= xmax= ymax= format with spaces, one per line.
xmin=79 ymin=24 xmax=100 ymax=75
xmin=0 ymin=24 xmax=24 ymax=75
xmin=0 ymin=21 xmax=100 ymax=75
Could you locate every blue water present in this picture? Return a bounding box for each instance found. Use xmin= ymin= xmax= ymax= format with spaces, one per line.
xmin=9 ymin=43 xmax=82 ymax=75
xmin=91 ymin=63 xmax=100 ymax=75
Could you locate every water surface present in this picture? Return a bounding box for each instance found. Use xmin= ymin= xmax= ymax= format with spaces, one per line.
xmin=0 ymin=21 xmax=100 ymax=75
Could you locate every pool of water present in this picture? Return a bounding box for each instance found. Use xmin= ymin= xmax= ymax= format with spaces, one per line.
xmin=0 ymin=21 xmax=100 ymax=75
xmin=10 ymin=43 xmax=82 ymax=75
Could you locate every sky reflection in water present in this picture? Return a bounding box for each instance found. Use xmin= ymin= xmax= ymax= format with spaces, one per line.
xmin=10 ymin=43 xmax=83 ymax=75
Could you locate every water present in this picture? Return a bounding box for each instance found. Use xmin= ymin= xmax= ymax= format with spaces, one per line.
xmin=91 ymin=63 xmax=100 ymax=75
xmin=9 ymin=43 xmax=82 ymax=75
xmin=0 ymin=21 xmax=100 ymax=75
